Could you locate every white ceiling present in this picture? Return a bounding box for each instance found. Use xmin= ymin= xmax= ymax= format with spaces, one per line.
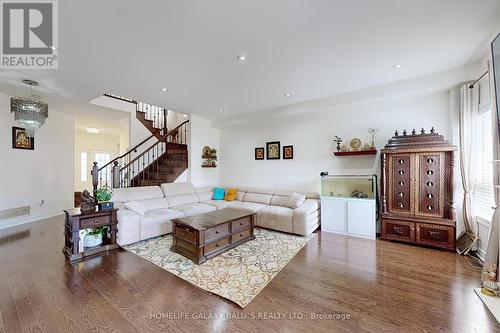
xmin=1 ymin=0 xmax=500 ymax=121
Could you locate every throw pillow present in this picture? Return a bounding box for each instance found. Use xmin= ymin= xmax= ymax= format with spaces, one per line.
xmin=124 ymin=201 xmax=148 ymax=215
xmin=224 ymin=188 xmax=238 ymax=201
xmin=213 ymin=187 xmax=225 ymax=200
xmin=286 ymin=192 xmax=306 ymax=209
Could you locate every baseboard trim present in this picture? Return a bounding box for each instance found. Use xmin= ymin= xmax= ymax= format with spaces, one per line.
xmin=0 ymin=211 xmax=63 ymax=231
xmin=477 ymin=248 xmax=487 ymax=263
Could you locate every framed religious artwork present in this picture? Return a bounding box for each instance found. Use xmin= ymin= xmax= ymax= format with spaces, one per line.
xmin=255 ymin=147 xmax=264 ymax=160
xmin=266 ymin=141 xmax=280 ymax=160
xmin=12 ymin=127 xmax=34 ymax=150
xmin=283 ymin=145 xmax=293 ymax=159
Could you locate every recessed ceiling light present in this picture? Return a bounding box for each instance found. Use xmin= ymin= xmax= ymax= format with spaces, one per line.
xmin=86 ymin=127 xmax=100 ymax=134
xmin=392 ymin=64 xmax=403 ymax=69
xmin=218 ymin=109 xmax=223 ymax=112
xmin=161 ymin=88 xmax=168 ymax=92
xmin=183 ymin=114 xmax=188 ymax=118
xmin=237 ymin=55 xmax=247 ymax=62
xmin=284 ymin=93 xmax=291 ymax=97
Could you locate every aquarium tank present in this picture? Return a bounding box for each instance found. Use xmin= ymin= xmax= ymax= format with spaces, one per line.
xmin=320 ymin=173 xmax=376 ymax=199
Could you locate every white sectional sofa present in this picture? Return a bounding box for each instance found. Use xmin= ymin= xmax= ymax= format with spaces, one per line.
xmin=112 ymin=183 xmax=320 ymax=246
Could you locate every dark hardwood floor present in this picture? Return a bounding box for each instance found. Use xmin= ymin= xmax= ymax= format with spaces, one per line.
xmin=0 ymin=216 xmax=498 ymax=333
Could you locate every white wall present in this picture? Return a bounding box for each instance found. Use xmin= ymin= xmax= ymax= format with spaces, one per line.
xmin=188 ymin=115 xmax=220 ymax=187
xmin=0 ymin=92 xmax=74 ymax=228
xmin=219 ymin=90 xmax=454 ymax=192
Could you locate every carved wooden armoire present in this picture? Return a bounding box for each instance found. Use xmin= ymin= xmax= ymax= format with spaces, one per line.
xmin=380 ymin=129 xmax=457 ymax=250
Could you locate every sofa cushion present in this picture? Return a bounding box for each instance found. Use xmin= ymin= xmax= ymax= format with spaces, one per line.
xmin=270 ymin=195 xmax=290 ymax=207
xmin=112 ymin=186 xmax=163 ymax=203
xmin=243 ymin=193 xmax=272 ymax=205
xmin=230 ymin=201 xmax=268 ymax=213
xmin=116 ymin=209 xmax=141 ymax=246
xmin=124 ymin=201 xmax=148 ymax=216
xmin=286 ymin=192 xmax=306 ymax=209
xmin=161 ymin=183 xmax=196 ymax=196
xmin=166 ymin=193 xmax=199 ymax=207
xmin=224 ymin=188 xmax=238 ymax=201
xmin=171 ymin=203 xmax=216 ymax=217
xmin=139 ymin=198 xmax=170 ymax=211
xmin=213 ymin=187 xmax=225 ymax=200
xmin=196 ymin=187 xmax=213 ymax=202
xmin=203 ymin=200 xmax=231 ymax=210
xmin=140 ymin=209 xmax=184 ymax=239
xmin=256 ymin=206 xmax=294 ymax=233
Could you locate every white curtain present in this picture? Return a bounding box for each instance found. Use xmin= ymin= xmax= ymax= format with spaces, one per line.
xmin=459 ymin=83 xmax=480 ymax=235
xmin=482 ymin=59 xmax=500 ymax=283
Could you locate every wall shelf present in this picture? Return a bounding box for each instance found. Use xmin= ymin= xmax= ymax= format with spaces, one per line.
xmin=334 ymin=150 xmax=377 ymax=156
xmin=202 ymin=165 xmax=217 ymax=168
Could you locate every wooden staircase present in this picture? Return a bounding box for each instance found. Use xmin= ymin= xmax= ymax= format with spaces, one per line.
xmin=92 ymin=95 xmax=189 ymax=189
xmin=131 ymin=143 xmax=188 ymax=187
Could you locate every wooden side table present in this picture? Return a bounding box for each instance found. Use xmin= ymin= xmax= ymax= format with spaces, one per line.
xmin=63 ymin=208 xmax=119 ymax=262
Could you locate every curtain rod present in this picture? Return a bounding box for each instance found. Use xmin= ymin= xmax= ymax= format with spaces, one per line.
xmin=469 ymin=71 xmax=488 ymax=89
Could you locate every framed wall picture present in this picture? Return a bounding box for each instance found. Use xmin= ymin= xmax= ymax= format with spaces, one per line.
xmin=255 ymin=147 xmax=264 ymax=160
xmin=266 ymin=141 xmax=280 ymax=160
xmin=12 ymin=127 xmax=34 ymax=150
xmin=283 ymin=145 xmax=293 ymax=159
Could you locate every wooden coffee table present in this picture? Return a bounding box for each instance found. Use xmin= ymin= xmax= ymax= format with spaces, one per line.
xmin=171 ymin=208 xmax=256 ymax=264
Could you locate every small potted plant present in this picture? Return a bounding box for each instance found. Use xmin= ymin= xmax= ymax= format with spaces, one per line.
xmin=333 ymin=136 xmax=343 ymax=152
xmin=96 ymin=185 xmax=113 ymax=211
xmin=84 ymin=226 xmax=107 ymax=248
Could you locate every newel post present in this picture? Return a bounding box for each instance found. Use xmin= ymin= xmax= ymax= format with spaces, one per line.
xmin=112 ymin=161 xmax=120 ymax=189
xmin=91 ymin=162 xmax=99 ymax=204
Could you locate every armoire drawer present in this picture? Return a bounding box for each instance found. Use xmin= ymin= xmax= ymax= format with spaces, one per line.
xmin=381 ymin=219 xmax=415 ymax=243
xmin=415 ymin=223 xmax=455 ymax=250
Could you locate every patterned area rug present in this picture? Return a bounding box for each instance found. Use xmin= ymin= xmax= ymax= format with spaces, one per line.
xmin=124 ymin=228 xmax=315 ymax=307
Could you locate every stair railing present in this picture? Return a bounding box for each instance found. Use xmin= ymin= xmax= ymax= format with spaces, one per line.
xmin=118 ymin=120 xmax=190 ymax=188
xmin=92 ymin=120 xmax=190 ymax=192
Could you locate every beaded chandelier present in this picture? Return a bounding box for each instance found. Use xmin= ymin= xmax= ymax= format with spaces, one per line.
xmin=10 ymin=80 xmax=48 ymax=137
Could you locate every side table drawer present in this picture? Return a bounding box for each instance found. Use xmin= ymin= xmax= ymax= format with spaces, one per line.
xmin=175 ymin=224 xmax=197 ymax=243
xmin=80 ymin=215 xmax=111 ymax=229
xmin=204 ymin=237 xmax=230 ymax=255
xmin=232 ymin=228 xmax=251 ymax=243
xmin=231 ymin=217 xmax=251 ymax=232
xmin=205 ymin=223 xmax=230 ymax=241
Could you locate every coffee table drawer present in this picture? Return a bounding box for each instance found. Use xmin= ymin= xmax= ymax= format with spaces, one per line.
xmin=204 ymin=237 xmax=229 ymax=255
xmin=232 ymin=217 xmax=251 ymax=231
xmin=175 ymin=224 xmax=196 ymax=243
xmin=232 ymin=228 xmax=251 ymax=243
xmin=80 ymin=215 xmax=111 ymax=229
xmin=205 ymin=224 xmax=230 ymax=241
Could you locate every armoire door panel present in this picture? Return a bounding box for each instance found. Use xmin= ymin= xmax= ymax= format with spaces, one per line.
xmin=416 ymin=153 xmax=445 ymax=218
xmin=388 ymin=154 xmax=412 ymax=214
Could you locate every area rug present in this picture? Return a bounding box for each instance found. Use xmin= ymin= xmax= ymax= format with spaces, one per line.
xmin=124 ymin=228 xmax=315 ymax=307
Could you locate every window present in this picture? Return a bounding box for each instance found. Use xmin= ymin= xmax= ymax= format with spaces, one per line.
xmin=80 ymin=152 xmax=87 ymax=182
xmin=94 ymin=152 xmax=112 ymax=183
xmin=474 ymin=109 xmax=495 ymax=222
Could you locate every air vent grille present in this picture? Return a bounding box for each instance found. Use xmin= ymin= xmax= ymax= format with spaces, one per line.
xmin=0 ymin=206 xmax=30 ymax=220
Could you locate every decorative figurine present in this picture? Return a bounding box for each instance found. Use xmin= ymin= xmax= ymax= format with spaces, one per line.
xmin=350 ymin=138 xmax=362 ymax=151
xmin=80 ymin=190 xmax=96 ymax=214
xmin=482 ymin=264 xmax=499 ymax=296
xmin=368 ymin=128 xmax=379 ymax=149
xmin=362 ymin=143 xmax=372 ymax=151
xmin=351 ymin=189 xmax=368 ymax=198
xmin=333 ymin=136 xmax=343 ymax=152
xmin=340 ymin=144 xmax=349 ymax=152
